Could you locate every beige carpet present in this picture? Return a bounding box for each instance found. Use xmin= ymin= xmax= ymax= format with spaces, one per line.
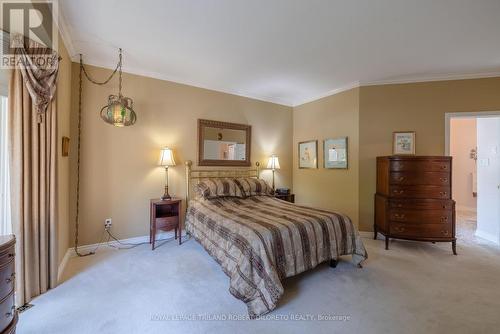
xmin=18 ymin=220 xmax=500 ymax=334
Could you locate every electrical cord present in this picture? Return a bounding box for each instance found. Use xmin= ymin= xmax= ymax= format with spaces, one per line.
xmin=74 ymin=50 xmax=122 ymax=257
xmin=104 ymin=229 xmax=190 ymax=250
xmin=78 ymin=228 xmax=108 ymax=255
xmin=105 ymin=229 xmax=149 ymax=249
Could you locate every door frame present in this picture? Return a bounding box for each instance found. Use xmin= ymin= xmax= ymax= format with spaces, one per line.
xmin=445 ymin=111 xmax=500 ymax=245
xmin=445 ymin=111 xmax=500 ymax=156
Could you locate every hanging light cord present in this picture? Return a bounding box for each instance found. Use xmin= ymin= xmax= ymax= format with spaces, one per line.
xmin=74 ymin=49 xmax=122 ymax=257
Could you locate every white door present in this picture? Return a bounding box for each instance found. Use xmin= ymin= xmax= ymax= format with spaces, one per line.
xmin=476 ymin=117 xmax=500 ymax=244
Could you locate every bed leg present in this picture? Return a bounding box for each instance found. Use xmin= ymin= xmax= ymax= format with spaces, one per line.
xmin=385 ymin=235 xmax=389 ymax=250
xmin=330 ymin=259 xmax=338 ymax=268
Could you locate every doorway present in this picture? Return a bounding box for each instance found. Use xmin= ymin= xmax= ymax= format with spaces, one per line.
xmin=446 ymin=112 xmax=500 ymax=246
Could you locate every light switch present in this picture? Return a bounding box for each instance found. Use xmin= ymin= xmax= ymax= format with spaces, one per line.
xmin=478 ymin=158 xmax=490 ymax=167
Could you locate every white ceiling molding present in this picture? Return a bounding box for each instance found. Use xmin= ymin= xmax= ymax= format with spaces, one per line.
xmin=361 ymin=71 xmax=500 ymax=87
xmin=79 ymin=57 xmax=295 ymax=107
xmin=56 ymin=6 xmax=76 ymax=59
xmin=292 ymin=82 xmax=360 ymax=107
xmin=58 ymin=0 xmax=500 ymax=107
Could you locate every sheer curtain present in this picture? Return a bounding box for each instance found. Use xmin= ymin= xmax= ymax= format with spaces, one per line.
xmin=0 ymin=95 xmax=10 ymax=235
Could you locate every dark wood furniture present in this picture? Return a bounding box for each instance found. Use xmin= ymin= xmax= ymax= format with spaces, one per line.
xmin=374 ymin=156 xmax=456 ymax=255
xmin=150 ymin=198 xmax=182 ymax=250
xmin=0 ymin=235 xmax=16 ymax=334
xmin=274 ymin=193 xmax=295 ymax=203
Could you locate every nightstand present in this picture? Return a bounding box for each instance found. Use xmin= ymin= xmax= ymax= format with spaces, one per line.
xmin=274 ymin=193 xmax=295 ymax=203
xmin=150 ymin=198 xmax=182 ymax=250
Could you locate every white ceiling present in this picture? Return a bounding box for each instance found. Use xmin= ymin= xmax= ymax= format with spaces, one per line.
xmin=59 ymin=0 xmax=500 ymax=106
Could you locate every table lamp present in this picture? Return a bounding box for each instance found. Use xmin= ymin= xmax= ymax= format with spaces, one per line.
xmin=267 ymin=154 xmax=280 ymax=192
xmin=159 ymin=147 xmax=176 ymax=200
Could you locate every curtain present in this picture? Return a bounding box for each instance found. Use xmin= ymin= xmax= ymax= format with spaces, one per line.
xmin=8 ymin=37 xmax=59 ymax=305
xmin=0 ymin=96 xmax=11 ymax=235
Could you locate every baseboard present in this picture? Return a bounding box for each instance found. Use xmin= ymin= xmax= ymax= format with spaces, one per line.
xmin=475 ymin=230 xmax=500 ymax=245
xmin=359 ymin=231 xmax=384 ymax=239
xmin=57 ymin=249 xmax=72 ymax=283
xmin=58 ymin=230 xmax=187 ymax=279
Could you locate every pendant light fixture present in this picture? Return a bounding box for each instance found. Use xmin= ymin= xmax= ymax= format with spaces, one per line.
xmin=99 ymin=49 xmax=136 ymax=126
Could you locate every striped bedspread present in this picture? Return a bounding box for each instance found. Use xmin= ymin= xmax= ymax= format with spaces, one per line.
xmin=185 ymin=196 xmax=368 ymax=317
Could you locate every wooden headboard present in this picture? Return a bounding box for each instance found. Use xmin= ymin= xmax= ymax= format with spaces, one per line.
xmin=184 ymin=160 xmax=260 ymax=204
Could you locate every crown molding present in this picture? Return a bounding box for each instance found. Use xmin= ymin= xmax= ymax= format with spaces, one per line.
xmin=66 ymin=50 xmax=500 ymax=108
xmin=79 ymin=57 xmax=294 ymax=107
xmin=291 ymin=82 xmax=360 ymax=107
xmin=293 ymin=71 xmax=500 ymax=106
xmin=56 ymin=4 xmax=77 ymax=60
xmin=361 ymin=71 xmax=500 ymax=87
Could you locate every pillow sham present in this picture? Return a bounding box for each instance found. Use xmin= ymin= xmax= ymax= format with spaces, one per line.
xmin=194 ymin=178 xmax=245 ymax=199
xmin=234 ymin=178 xmax=273 ymax=197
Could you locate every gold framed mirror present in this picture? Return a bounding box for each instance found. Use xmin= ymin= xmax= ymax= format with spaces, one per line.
xmin=198 ymin=119 xmax=251 ymax=166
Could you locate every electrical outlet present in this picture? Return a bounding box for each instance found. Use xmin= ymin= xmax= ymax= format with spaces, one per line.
xmin=104 ymin=218 xmax=112 ymax=230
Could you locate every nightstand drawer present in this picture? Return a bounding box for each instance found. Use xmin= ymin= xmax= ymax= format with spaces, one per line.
xmin=155 ymin=216 xmax=178 ymax=229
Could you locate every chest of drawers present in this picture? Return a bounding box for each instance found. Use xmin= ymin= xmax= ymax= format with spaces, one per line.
xmin=374 ymin=156 xmax=456 ymax=254
xmin=0 ymin=236 xmax=16 ymax=334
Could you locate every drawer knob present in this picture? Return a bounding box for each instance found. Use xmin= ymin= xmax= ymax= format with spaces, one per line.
xmin=440 ymin=165 xmax=448 ymax=170
xmin=441 ymin=230 xmax=449 ymax=236
xmin=398 ymin=177 xmax=405 ymax=182
xmin=394 ymin=213 xmax=406 ymax=219
xmin=5 ymin=306 xmax=14 ymax=318
xmin=7 ymin=253 xmax=14 ymax=258
xmin=395 ymin=226 xmax=405 ymax=233
xmin=5 ymin=273 xmax=14 ymax=284
xmin=440 ymin=178 xmax=448 ymax=183
xmin=440 ymin=217 xmax=448 ymax=222
xmin=393 ymin=190 xmax=404 ymax=195
xmin=439 ymin=191 xmax=447 ymax=196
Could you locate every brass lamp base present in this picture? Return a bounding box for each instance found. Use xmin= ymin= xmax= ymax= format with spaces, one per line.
xmin=161 ymin=185 xmax=171 ymax=200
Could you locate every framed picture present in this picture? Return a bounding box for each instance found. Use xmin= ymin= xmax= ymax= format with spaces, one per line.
xmin=324 ymin=137 xmax=348 ymax=169
xmin=393 ymin=131 xmax=416 ymax=155
xmin=298 ymin=140 xmax=318 ymax=169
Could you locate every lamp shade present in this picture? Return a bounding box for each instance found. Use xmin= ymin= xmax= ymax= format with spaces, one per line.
xmin=267 ymin=155 xmax=280 ymax=170
xmin=159 ymin=147 xmax=176 ymax=166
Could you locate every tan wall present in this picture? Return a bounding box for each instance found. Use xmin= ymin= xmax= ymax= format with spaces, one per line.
xmin=56 ymin=33 xmax=72 ymax=264
xmin=359 ymin=77 xmax=500 ymax=231
xmin=69 ymin=64 xmax=293 ymax=246
xmin=293 ymin=88 xmax=360 ymax=227
xmin=450 ymin=118 xmax=477 ymax=211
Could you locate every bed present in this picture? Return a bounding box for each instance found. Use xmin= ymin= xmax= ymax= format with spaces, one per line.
xmin=184 ymin=161 xmax=367 ymax=318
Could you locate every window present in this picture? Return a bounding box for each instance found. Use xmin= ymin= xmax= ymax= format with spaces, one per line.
xmin=0 ymin=95 xmax=10 ymax=235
